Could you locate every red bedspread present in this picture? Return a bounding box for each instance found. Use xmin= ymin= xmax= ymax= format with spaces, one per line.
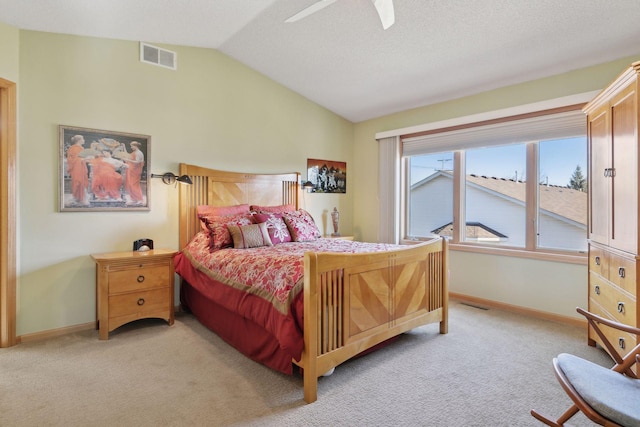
xmin=174 ymin=232 xmax=401 ymax=373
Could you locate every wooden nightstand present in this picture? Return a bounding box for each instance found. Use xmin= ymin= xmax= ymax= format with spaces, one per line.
xmin=325 ymin=235 xmax=354 ymax=241
xmin=91 ymin=249 xmax=176 ymax=340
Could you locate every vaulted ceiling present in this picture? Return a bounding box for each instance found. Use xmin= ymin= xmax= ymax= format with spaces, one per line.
xmin=2 ymin=0 xmax=640 ymax=122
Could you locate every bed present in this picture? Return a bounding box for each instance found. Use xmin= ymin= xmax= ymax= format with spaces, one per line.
xmin=174 ymin=163 xmax=449 ymax=403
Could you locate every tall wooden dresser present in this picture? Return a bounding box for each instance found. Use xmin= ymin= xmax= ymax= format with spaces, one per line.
xmin=584 ymin=61 xmax=640 ymax=357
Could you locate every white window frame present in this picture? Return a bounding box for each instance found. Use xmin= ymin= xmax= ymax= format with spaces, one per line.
xmin=376 ymin=92 xmax=598 ymax=264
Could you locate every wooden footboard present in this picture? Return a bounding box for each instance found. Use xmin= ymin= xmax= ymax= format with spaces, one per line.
xmin=299 ymin=237 xmax=448 ymax=403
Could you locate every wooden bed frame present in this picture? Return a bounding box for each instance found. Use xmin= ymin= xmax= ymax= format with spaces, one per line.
xmin=177 ymin=163 xmax=449 ymax=403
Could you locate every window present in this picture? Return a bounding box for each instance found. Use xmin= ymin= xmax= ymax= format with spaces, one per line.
xmin=465 ymin=144 xmax=526 ymax=247
xmin=402 ymin=107 xmax=588 ymax=255
xmin=408 ymin=153 xmax=453 ymax=239
xmin=537 ymin=137 xmax=587 ymax=251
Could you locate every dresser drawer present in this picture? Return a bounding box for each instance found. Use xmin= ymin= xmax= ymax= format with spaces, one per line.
xmin=108 ymin=287 xmax=170 ymax=319
xmin=588 ymin=245 xmax=607 ymax=278
xmin=588 ymin=299 xmax=637 ymax=357
xmin=109 ymin=265 xmax=170 ymax=294
xmin=589 ymin=273 xmax=636 ymax=324
xmin=608 ymin=252 xmax=637 ymax=296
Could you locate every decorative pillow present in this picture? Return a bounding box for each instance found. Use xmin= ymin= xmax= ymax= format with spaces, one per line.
xmin=250 ymin=204 xmax=296 ymax=214
xmin=254 ymin=213 xmax=292 ymax=244
xmin=227 ymin=223 xmax=273 ymax=249
xmin=283 ymin=209 xmax=321 ymax=242
xmin=197 ymin=204 xmax=250 ymax=231
xmin=202 ymin=214 xmax=255 ymax=250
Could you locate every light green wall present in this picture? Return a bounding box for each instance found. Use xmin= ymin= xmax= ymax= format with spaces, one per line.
xmin=17 ymin=31 xmax=353 ymax=335
xmin=12 ymin=26 xmax=640 ymax=332
xmin=0 ymin=21 xmax=19 ymax=81
xmin=352 ymin=54 xmax=640 ymax=319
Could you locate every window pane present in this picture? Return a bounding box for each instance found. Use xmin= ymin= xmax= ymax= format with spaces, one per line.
xmin=465 ymin=145 xmax=526 ymax=246
xmin=408 ymin=153 xmax=453 ymax=239
xmin=538 ymin=137 xmax=587 ymax=251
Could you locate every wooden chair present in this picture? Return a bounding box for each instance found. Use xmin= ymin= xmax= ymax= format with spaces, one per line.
xmin=531 ymin=307 xmax=640 ymax=427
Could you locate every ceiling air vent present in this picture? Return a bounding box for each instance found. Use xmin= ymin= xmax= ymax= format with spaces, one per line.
xmin=140 ymin=42 xmax=176 ymax=70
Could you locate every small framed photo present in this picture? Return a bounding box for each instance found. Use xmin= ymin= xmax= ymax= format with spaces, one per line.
xmin=306 ymin=158 xmax=347 ymax=193
xmin=59 ymin=125 xmax=151 ymax=212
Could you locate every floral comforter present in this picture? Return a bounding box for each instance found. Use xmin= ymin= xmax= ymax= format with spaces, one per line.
xmin=179 ymin=231 xmax=401 ymax=315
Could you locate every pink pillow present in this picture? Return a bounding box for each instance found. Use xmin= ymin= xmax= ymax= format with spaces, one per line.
xmin=197 ymin=204 xmax=250 ymax=231
xmin=254 ymin=213 xmax=292 ymax=244
xmin=202 ymin=214 xmax=255 ymax=250
xmin=250 ymin=204 xmax=296 ymax=214
xmin=282 ymin=210 xmax=321 ymax=242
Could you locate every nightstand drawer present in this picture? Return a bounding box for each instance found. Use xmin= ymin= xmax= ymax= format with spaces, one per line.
xmin=108 ymin=287 xmax=170 ymax=319
xmin=109 ymin=265 xmax=170 ymax=294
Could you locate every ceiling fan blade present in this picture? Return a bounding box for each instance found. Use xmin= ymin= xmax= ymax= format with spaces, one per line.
xmin=372 ymin=0 xmax=395 ymax=29
xmin=285 ymin=0 xmax=339 ymax=23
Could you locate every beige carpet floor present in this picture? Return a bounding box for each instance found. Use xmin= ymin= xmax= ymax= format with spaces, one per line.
xmin=0 ymin=300 xmax=613 ymax=426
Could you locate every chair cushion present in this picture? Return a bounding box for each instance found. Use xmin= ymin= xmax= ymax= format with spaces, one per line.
xmin=557 ymin=353 xmax=640 ymax=427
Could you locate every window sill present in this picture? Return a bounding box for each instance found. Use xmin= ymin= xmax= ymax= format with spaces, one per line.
xmin=401 ymin=238 xmax=587 ymax=265
xmin=448 ymin=242 xmax=587 ymax=265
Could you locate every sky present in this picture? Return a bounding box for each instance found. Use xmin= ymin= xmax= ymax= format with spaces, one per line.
xmin=410 ymin=137 xmax=587 ymax=186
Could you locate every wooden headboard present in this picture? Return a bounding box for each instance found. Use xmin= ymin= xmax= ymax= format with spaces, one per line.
xmin=178 ymin=163 xmax=301 ymax=250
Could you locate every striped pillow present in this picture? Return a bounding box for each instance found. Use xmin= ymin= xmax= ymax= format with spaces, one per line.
xmin=227 ymin=223 xmax=273 ymax=249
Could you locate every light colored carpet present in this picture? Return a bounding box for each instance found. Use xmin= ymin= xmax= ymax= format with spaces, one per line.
xmin=0 ymin=300 xmax=612 ymax=426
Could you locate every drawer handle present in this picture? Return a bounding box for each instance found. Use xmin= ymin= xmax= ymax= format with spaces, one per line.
xmin=619 ymin=337 xmax=626 ymax=350
xmin=137 ymin=275 xmax=145 ymax=283
xmin=618 ymin=267 xmax=626 ymax=278
xmin=595 ymin=256 xmax=600 ymax=266
xmin=617 ymin=302 xmax=625 ymax=314
xmin=594 ymin=285 xmax=600 ymax=295
xmin=137 ymin=298 xmax=145 ymax=306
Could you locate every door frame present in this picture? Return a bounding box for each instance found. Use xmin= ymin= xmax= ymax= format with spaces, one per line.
xmin=0 ymin=77 xmax=17 ymax=347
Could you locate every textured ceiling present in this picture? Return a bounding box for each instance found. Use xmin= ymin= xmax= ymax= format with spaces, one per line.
xmin=1 ymin=0 xmax=640 ymax=122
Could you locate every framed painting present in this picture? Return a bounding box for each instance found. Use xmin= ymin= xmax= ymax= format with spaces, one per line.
xmin=59 ymin=125 xmax=151 ymax=212
xmin=306 ymin=158 xmax=346 ymax=193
